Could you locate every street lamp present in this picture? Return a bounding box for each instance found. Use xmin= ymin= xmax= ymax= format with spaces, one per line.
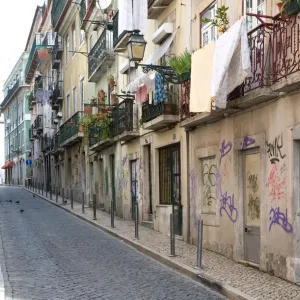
xmin=127 ymin=30 xmax=147 ymax=64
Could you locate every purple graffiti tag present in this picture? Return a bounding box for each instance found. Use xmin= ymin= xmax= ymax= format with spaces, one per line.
xmin=241 ymin=136 xmax=255 ymax=150
xmin=219 ymin=192 xmax=238 ymax=222
xmin=190 ymin=171 xmax=198 ymax=229
xmin=269 ymin=207 xmax=293 ymax=233
xmin=122 ymin=154 xmax=128 ymax=166
xmin=139 ymin=160 xmax=143 ymax=170
xmin=219 ymin=140 xmax=232 ymax=164
xmin=216 ymin=168 xmax=222 ymax=199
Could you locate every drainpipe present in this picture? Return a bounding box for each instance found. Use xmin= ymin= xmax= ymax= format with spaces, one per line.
xmin=186 ymin=127 xmax=191 ymax=243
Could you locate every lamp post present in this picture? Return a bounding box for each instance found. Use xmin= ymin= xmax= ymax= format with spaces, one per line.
xmin=127 ymin=30 xmax=147 ymax=67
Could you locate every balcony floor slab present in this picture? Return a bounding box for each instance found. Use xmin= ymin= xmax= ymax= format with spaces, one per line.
xmin=113 ymin=131 xmax=139 ymax=142
xmin=60 ymin=133 xmax=84 ymax=148
xmin=143 ymin=115 xmax=179 ymax=130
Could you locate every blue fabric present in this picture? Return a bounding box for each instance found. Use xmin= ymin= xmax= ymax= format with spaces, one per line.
xmin=154 ymin=74 xmax=167 ymax=105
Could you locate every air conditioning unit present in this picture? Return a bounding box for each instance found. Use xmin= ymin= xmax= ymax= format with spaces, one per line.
xmin=56 ymin=112 xmax=63 ymax=118
xmin=152 ymin=23 xmax=173 ymax=44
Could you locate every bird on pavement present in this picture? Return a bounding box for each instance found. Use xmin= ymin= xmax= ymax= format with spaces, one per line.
xmin=20 ymin=209 xmax=25 ymax=213
xmin=33 ymin=194 xmax=35 ymax=198
xmin=63 ymin=200 xmax=67 ymax=204
xmin=15 ymin=201 xmax=20 ymax=204
xmin=6 ymin=199 xmax=12 ymax=203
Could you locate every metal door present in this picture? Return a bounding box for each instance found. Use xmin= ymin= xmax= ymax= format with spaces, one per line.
xmin=244 ymin=151 xmax=261 ymax=263
xmin=131 ymin=160 xmax=137 ymax=220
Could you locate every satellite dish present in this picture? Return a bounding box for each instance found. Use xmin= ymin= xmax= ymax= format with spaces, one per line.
xmin=96 ymin=0 xmax=112 ymax=11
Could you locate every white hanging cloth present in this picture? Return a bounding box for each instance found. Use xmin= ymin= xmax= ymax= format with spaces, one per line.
xmin=211 ymin=16 xmax=251 ymax=109
xmin=133 ymin=0 xmax=147 ymax=35
xmin=118 ymin=0 xmax=133 ymax=35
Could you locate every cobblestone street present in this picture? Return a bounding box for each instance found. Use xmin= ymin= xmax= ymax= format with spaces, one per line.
xmin=0 ymin=186 xmax=225 ymax=300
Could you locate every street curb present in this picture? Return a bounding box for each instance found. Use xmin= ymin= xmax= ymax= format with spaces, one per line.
xmin=24 ymin=188 xmax=254 ymax=300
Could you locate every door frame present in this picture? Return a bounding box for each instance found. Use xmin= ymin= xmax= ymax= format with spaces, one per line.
xmin=242 ymin=147 xmax=261 ymax=263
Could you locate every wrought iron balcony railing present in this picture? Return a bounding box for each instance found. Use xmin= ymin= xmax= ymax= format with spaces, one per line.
xmin=51 ymin=132 xmax=60 ymax=152
xmin=112 ymin=11 xmax=119 ymax=47
xmin=25 ymin=38 xmax=37 ymax=81
xmin=33 ymin=115 xmax=43 ymax=132
xmin=88 ymin=30 xmax=113 ymax=78
xmin=41 ymin=135 xmax=51 ymax=152
xmin=42 ymin=31 xmax=55 ymax=47
xmin=52 ymin=0 xmax=69 ymax=29
xmin=52 ymin=34 xmax=63 ymax=69
xmin=0 ymin=80 xmax=20 ymax=108
xmin=60 ymin=111 xmax=83 ymax=143
xmin=88 ymin=121 xmax=113 ymax=147
xmin=50 ymin=81 xmax=64 ymax=107
xmin=112 ymin=99 xmax=136 ymax=136
xmin=29 ymin=126 xmax=35 ymax=141
xmin=142 ymin=84 xmax=179 ymax=123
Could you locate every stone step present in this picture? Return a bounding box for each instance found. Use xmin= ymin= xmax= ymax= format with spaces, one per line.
xmin=142 ymin=221 xmax=154 ymax=230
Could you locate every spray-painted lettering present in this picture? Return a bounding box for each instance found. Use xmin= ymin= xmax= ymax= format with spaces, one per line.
xmin=220 ymin=140 xmax=232 ymax=164
xmin=266 ymin=134 xmax=286 ymax=164
xmin=203 ymin=163 xmax=216 ymax=207
xmin=266 ymin=163 xmax=286 ymax=201
xmin=241 ymin=136 xmax=256 ymax=149
xmin=220 ymin=192 xmax=238 ymax=222
xmin=122 ymin=154 xmax=128 ymax=166
xmin=269 ymin=207 xmax=293 ymax=233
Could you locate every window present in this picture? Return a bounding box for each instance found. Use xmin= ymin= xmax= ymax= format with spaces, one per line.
xmin=159 ymin=144 xmax=181 ymax=205
xmin=67 ymin=94 xmax=70 ymax=118
xmin=73 ymin=87 xmax=77 ymax=114
xmin=200 ymin=2 xmax=217 ymax=47
xmin=245 ymin=0 xmax=265 ymax=31
xmin=72 ymin=22 xmax=76 ymax=54
xmin=22 ymin=130 xmax=24 ymax=146
xmin=80 ymin=78 xmax=84 ymax=110
xmin=80 ymin=30 xmax=85 ymax=44
xmin=66 ymin=34 xmax=70 ymax=63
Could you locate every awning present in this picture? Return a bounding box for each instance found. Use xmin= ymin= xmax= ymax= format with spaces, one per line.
xmin=1 ymin=164 xmax=6 ymax=169
xmin=6 ymin=161 xmax=13 ymax=168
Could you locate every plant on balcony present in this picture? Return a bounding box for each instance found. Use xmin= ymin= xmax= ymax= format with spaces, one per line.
xmin=202 ymin=5 xmax=229 ymax=34
xmin=98 ymin=89 xmax=105 ymax=100
xmin=90 ymin=96 xmax=98 ymax=106
xmin=106 ymin=74 xmax=115 ymax=88
xmin=99 ymin=98 xmax=106 ymax=111
xmin=111 ymin=92 xmax=118 ymax=105
xmin=167 ymin=50 xmax=192 ymax=76
xmin=277 ymin=0 xmax=300 ymax=16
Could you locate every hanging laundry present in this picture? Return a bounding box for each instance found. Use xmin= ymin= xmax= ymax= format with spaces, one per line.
xmin=154 ymin=74 xmax=167 ymax=105
xmin=211 ymin=16 xmax=251 ymax=109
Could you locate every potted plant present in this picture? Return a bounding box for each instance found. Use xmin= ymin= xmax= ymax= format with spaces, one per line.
xmin=98 ymin=89 xmax=105 ymax=100
xmin=106 ymin=74 xmax=115 ymax=88
xmin=280 ymin=0 xmax=300 ymax=16
xmin=202 ymin=5 xmax=229 ymax=34
xmin=167 ymin=50 xmax=191 ymax=77
xmin=90 ymin=96 xmax=97 ymax=106
xmin=99 ymin=98 xmax=106 ymax=112
xmin=84 ymin=104 xmax=93 ymax=114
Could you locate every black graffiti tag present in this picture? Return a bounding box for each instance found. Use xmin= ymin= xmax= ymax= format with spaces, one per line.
xmin=203 ymin=164 xmax=216 ymax=207
xmin=266 ymin=134 xmax=286 ymax=164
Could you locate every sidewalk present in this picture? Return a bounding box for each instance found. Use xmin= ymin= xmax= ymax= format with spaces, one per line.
xmin=24 ymin=187 xmax=300 ymax=300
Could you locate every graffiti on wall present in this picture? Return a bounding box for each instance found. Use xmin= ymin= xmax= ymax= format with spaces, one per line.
xmin=219 ymin=140 xmax=232 ymax=164
xmin=241 ymin=136 xmax=256 ymax=150
xmin=247 ymin=172 xmax=260 ymax=220
xmin=266 ymin=134 xmax=286 ymax=164
xmin=219 ymin=192 xmax=238 ymax=222
xmin=266 ymin=163 xmax=286 ymax=201
xmin=269 ymin=207 xmax=293 ymax=233
xmin=202 ymin=161 xmax=217 ymax=214
xmin=105 ymin=167 xmax=109 ymax=194
xmin=122 ymin=154 xmax=128 ymax=166
xmin=190 ymin=170 xmax=198 ymax=229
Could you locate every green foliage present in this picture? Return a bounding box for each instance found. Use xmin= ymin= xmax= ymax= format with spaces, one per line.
xmin=106 ymin=74 xmax=114 ymax=82
xmin=167 ymin=50 xmax=192 ymax=75
xmin=202 ymin=5 xmax=229 ymax=34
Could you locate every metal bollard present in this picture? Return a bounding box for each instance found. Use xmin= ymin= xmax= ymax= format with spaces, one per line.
xmin=55 ymin=186 xmax=58 ymax=203
xmin=71 ymin=190 xmax=74 ymax=209
xmin=82 ymin=192 xmax=85 ymax=213
xmin=50 ymin=184 xmax=52 ymax=200
xmin=62 ymin=188 xmax=65 ymax=204
xmin=170 ymin=213 xmax=176 ymax=256
xmin=196 ymin=219 xmax=204 ymax=269
xmin=93 ymin=194 xmax=97 ymax=220
xmin=135 ymin=201 xmax=139 ymax=239
xmin=46 ymin=184 xmax=48 ymax=198
xmin=42 ymin=183 xmax=44 ymax=196
xmin=111 ymin=200 xmax=115 ymax=228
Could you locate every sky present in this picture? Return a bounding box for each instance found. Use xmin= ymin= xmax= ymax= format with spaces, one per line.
xmin=0 ymin=0 xmax=45 ymax=95
xmin=0 ymin=0 xmax=44 ymax=174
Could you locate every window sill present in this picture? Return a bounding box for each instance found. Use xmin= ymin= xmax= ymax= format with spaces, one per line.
xmin=156 ymin=204 xmax=172 ymax=207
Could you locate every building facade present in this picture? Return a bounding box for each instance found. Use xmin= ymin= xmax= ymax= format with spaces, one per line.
xmin=3 ymin=0 xmax=300 ymax=285
xmin=1 ymin=52 xmax=31 ymax=185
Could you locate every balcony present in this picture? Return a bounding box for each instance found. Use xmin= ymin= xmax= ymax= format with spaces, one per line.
xmin=113 ymin=11 xmax=132 ymax=52
xmin=60 ymin=111 xmax=84 ymax=148
xmin=52 ymin=0 xmax=71 ymax=30
xmin=142 ymin=84 xmax=179 ymax=130
xmin=50 ymin=81 xmax=64 ymax=109
xmin=41 ymin=135 xmax=51 ymax=153
xmin=148 ymin=0 xmax=174 ymax=19
xmin=0 ymin=80 xmax=20 ymax=109
xmin=29 ymin=126 xmax=36 ymax=141
xmin=88 ymin=30 xmax=115 ymax=82
xmin=112 ymin=98 xmax=139 ymax=141
xmin=89 ymin=121 xmax=113 ymax=151
xmin=181 ymin=21 xmax=281 ymax=128
xmin=51 ymin=132 xmax=63 ymax=154
xmin=33 ymin=115 xmax=43 ymax=133
xmin=25 ymin=37 xmax=39 ymax=84
xmin=52 ymin=34 xmax=63 ymax=69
